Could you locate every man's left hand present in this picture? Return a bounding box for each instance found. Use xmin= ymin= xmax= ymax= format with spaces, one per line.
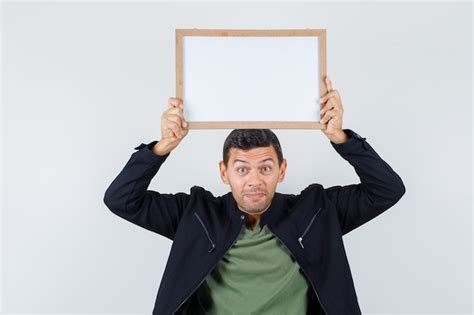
xmin=319 ymin=76 xmax=348 ymax=144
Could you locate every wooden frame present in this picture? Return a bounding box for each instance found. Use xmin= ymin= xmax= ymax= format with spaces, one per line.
xmin=176 ymin=29 xmax=327 ymax=129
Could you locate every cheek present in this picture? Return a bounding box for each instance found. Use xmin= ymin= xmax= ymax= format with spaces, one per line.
xmin=227 ymin=175 xmax=245 ymax=190
xmin=264 ymin=176 xmax=280 ymax=188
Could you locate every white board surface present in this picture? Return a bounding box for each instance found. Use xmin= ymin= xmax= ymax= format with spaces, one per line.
xmin=180 ymin=35 xmax=322 ymax=124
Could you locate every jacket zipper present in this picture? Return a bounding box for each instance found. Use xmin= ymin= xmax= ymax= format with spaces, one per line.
xmin=194 ymin=212 xmax=216 ymax=253
xmin=298 ymin=207 xmax=322 ymax=249
xmin=268 ymin=225 xmax=329 ymax=315
xmin=172 ymin=215 xmax=245 ymax=314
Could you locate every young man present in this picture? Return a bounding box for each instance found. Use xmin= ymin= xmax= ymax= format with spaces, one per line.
xmin=103 ymin=77 xmax=405 ymax=314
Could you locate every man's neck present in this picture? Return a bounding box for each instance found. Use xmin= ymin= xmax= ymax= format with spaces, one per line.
xmin=245 ymin=213 xmax=260 ymax=230
xmin=238 ymin=204 xmax=271 ymax=230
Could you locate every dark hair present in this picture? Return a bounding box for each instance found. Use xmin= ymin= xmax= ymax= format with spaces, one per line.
xmin=222 ymin=129 xmax=283 ymax=167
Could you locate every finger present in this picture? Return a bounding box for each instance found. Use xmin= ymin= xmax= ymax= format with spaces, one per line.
xmin=161 ymin=118 xmax=177 ymax=137
xmin=162 ymin=125 xmax=176 ymax=140
xmin=166 ymin=108 xmax=187 ymax=127
xmin=165 ymin=108 xmax=184 ymax=118
xmin=163 ymin=127 xmax=176 ymax=140
xmin=164 ymin=119 xmax=184 ymax=139
xmin=165 ymin=114 xmax=184 ymax=127
xmin=319 ymin=90 xmax=339 ymax=103
xmin=320 ymin=95 xmax=338 ymax=114
xmin=168 ymin=97 xmax=182 ymax=107
xmin=166 ymin=117 xmax=188 ymax=137
xmin=326 ymin=76 xmax=333 ymax=92
xmin=323 ymin=112 xmax=341 ymax=126
xmin=168 ymin=97 xmax=183 ymax=109
xmin=167 ymin=106 xmax=184 ymax=116
xmin=165 ymin=112 xmax=188 ymax=129
xmin=319 ymin=109 xmax=340 ymax=125
xmin=320 ymin=98 xmax=339 ymax=116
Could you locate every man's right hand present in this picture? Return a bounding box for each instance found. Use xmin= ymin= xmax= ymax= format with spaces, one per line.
xmin=152 ymin=97 xmax=189 ymax=156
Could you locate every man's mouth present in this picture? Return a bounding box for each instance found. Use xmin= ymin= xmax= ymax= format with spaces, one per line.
xmin=244 ymin=192 xmax=266 ymax=199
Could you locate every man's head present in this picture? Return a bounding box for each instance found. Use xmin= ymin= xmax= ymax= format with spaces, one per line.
xmin=219 ymin=129 xmax=287 ymax=216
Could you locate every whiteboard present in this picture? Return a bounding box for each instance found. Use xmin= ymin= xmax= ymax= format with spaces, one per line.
xmin=176 ymin=29 xmax=327 ymax=129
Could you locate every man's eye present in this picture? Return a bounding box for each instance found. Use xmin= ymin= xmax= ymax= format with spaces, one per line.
xmin=262 ymin=166 xmax=272 ymax=173
xmin=237 ymin=167 xmax=247 ymax=174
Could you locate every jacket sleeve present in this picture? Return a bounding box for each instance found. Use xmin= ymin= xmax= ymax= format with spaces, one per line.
xmin=324 ymin=129 xmax=406 ymax=236
xmin=103 ymin=141 xmax=190 ymax=240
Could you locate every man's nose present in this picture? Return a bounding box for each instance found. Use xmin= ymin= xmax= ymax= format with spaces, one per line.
xmin=247 ymin=169 xmax=263 ymax=187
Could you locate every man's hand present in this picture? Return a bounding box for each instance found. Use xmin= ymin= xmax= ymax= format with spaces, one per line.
xmin=319 ymin=76 xmax=348 ymax=144
xmin=153 ymin=97 xmax=189 ymax=156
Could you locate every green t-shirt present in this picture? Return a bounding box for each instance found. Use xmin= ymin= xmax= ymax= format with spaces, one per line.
xmin=197 ymin=224 xmax=310 ymax=314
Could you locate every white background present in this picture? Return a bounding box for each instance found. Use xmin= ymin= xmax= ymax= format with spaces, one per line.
xmin=1 ymin=1 xmax=472 ymax=314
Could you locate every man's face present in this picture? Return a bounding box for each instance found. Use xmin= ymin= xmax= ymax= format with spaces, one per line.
xmin=219 ymin=145 xmax=287 ymax=215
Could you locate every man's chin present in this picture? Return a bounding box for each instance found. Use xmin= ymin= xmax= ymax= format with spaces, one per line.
xmin=241 ymin=200 xmax=270 ymax=214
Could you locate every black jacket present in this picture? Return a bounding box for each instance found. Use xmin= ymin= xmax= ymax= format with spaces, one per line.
xmin=103 ymin=129 xmax=406 ymax=314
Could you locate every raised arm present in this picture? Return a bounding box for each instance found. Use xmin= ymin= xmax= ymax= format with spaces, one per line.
xmin=103 ymin=97 xmax=190 ymax=240
xmin=325 ymin=130 xmax=405 ymax=235
xmin=318 ymin=77 xmax=405 ymax=235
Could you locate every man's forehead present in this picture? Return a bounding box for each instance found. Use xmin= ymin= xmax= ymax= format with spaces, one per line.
xmin=229 ymin=146 xmax=277 ymax=163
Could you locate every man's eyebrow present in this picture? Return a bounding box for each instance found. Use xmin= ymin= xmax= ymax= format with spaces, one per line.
xmin=233 ymin=158 xmax=275 ymax=165
xmin=233 ymin=159 xmax=249 ymax=165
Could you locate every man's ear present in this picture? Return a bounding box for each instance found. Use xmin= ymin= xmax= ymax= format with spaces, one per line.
xmin=278 ymin=159 xmax=287 ymax=183
xmin=219 ymin=160 xmax=229 ymax=184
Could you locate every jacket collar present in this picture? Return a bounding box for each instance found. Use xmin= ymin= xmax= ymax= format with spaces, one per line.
xmin=225 ymin=191 xmax=285 ymax=228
